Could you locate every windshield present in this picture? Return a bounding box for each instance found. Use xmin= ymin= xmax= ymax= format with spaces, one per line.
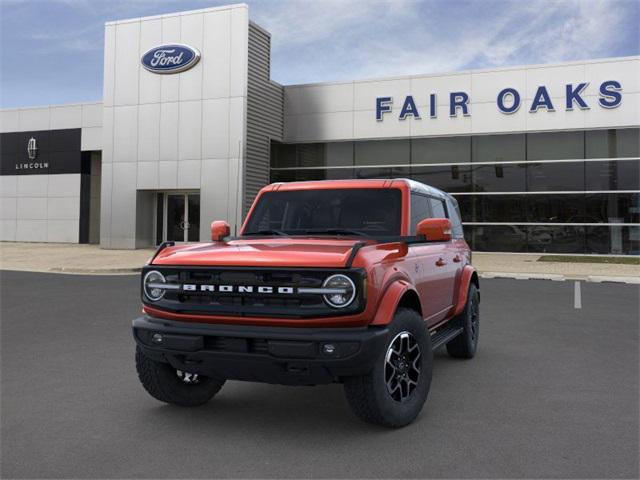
xmin=243 ymin=188 xmax=402 ymax=236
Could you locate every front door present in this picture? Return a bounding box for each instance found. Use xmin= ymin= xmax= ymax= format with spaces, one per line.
xmin=163 ymin=193 xmax=200 ymax=242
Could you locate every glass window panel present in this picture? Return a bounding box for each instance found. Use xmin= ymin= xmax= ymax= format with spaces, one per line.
xmin=410 ymin=194 xmax=431 ymax=234
xmin=297 ymin=144 xmax=325 ymax=167
xmin=271 ymin=142 xmax=355 ymax=169
xmin=526 ymin=194 xmax=585 ymax=222
xmin=586 ymin=226 xmax=640 ymax=255
xmin=187 ymin=194 xmax=200 ymax=242
xmin=445 ymin=197 xmax=464 ymax=238
xmin=166 ymin=194 xmax=186 ymax=242
xmin=526 ymin=226 xmax=585 ymax=254
xmin=585 ymin=160 xmax=640 ymax=191
xmin=585 ymin=192 xmax=640 ymax=224
xmin=585 ymin=128 xmax=640 ymax=159
xmin=411 ymin=136 xmax=471 ymax=164
xmin=271 ymin=169 xmax=323 ymax=182
xmin=155 ymin=193 xmax=163 ymax=245
xmin=527 ymin=131 xmax=584 ymax=160
xmin=354 ymin=167 xmax=409 ymax=179
xmin=527 ymin=162 xmax=585 ymax=191
xmin=354 ymin=139 xmax=409 ymax=166
xmin=410 ymin=165 xmax=472 ymax=192
xmin=466 ymin=225 xmax=528 ymax=252
xmin=325 ymin=142 xmax=354 ymax=166
xmin=271 ymin=168 xmax=354 ymax=183
xmin=475 ymin=195 xmax=528 ymax=222
xmin=472 ymin=163 xmax=526 ymax=192
xmin=453 ymin=195 xmax=474 ymax=222
xmin=270 ymin=142 xmax=296 ymax=168
xmin=430 ymin=198 xmax=446 ymax=218
xmin=472 ymin=134 xmax=525 ymax=162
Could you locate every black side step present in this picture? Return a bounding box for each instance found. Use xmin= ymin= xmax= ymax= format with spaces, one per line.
xmin=430 ymin=325 xmax=464 ymax=350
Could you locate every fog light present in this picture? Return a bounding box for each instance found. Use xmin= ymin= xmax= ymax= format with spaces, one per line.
xmin=323 ymin=343 xmax=336 ymax=355
xmin=152 ymin=333 xmax=163 ymax=344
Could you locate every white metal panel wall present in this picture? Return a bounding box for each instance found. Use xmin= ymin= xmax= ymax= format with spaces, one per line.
xmin=100 ymin=4 xmax=250 ymax=248
xmin=0 ymin=103 xmax=102 ymax=243
xmin=0 ymin=102 xmax=103 ymax=149
xmin=0 ymin=174 xmax=81 ymax=243
xmin=283 ymin=57 xmax=640 ymax=142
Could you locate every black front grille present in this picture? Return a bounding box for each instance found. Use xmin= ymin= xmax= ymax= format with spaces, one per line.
xmin=142 ymin=266 xmax=365 ymax=319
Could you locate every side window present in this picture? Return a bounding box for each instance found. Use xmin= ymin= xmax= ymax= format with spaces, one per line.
xmin=410 ymin=194 xmax=431 ymax=234
xmin=429 ymin=198 xmax=447 ymax=219
xmin=446 ymin=197 xmax=464 ymax=238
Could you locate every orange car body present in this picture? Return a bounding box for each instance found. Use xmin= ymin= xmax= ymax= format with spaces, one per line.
xmin=133 ymin=180 xmax=478 ymax=385
xmin=143 ymin=179 xmax=477 ymax=330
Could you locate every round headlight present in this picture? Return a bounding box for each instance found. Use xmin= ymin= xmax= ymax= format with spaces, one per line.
xmin=322 ymin=274 xmax=356 ymax=308
xmin=143 ymin=270 xmax=166 ymax=301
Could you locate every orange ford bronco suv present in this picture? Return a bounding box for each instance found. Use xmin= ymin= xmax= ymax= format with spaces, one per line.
xmin=133 ymin=179 xmax=479 ymax=427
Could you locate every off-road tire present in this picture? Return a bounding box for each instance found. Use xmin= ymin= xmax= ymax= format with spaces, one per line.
xmin=135 ymin=346 xmax=225 ymax=406
xmin=343 ymin=308 xmax=433 ymax=428
xmin=446 ymin=283 xmax=480 ymax=359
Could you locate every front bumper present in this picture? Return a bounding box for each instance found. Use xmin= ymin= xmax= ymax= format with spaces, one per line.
xmin=132 ymin=316 xmax=390 ymax=386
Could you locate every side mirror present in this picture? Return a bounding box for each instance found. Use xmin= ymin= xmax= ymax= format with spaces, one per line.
xmin=211 ymin=220 xmax=231 ymax=242
xmin=416 ymin=218 xmax=452 ymax=242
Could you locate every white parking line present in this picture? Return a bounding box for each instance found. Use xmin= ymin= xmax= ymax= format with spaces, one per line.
xmin=574 ymin=281 xmax=582 ymax=309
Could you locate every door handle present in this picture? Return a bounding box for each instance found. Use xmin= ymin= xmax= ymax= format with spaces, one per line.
xmin=453 ymin=255 xmax=462 ymax=263
xmin=435 ymin=258 xmax=446 ymax=267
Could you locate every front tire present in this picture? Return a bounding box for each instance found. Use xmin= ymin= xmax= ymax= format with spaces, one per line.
xmin=135 ymin=346 xmax=225 ymax=406
xmin=446 ymin=283 xmax=480 ymax=359
xmin=344 ymin=308 xmax=433 ymax=427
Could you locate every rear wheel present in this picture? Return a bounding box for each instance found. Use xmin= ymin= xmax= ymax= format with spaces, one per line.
xmin=446 ymin=283 xmax=480 ymax=359
xmin=135 ymin=346 xmax=225 ymax=406
xmin=344 ymin=308 xmax=433 ymax=427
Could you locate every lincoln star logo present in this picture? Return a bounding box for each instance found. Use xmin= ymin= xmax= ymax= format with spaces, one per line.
xmin=182 ymin=284 xmax=295 ymax=294
xmin=15 ymin=137 xmax=48 ymax=171
xmin=27 ymin=137 xmax=38 ymax=160
xmin=141 ymin=44 xmax=200 ymax=74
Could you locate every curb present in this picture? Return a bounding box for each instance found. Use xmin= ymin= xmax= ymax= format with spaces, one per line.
xmin=479 ymin=272 xmax=640 ymax=284
xmin=479 ymin=272 xmax=565 ymax=281
xmin=586 ymin=275 xmax=640 ymax=284
xmin=48 ymin=267 xmax=142 ymax=274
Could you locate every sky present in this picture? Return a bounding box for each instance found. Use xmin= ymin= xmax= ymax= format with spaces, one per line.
xmin=0 ymin=0 xmax=638 ymax=108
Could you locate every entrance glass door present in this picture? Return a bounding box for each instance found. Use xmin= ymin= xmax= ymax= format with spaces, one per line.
xmin=162 ymin=192 xmax=200 ymax=242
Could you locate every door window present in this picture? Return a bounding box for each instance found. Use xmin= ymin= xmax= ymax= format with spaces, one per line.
xmin=410 ymin=194 xmax=431 ymax=234
xmin=429 ymin=198 xmax=447 ymax=219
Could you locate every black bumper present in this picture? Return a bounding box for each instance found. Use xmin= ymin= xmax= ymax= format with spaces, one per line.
xmin=132 ymin=316 xmax=390 ymax=386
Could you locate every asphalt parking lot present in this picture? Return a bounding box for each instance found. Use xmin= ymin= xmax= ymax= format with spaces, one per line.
xmin=1 ymin=271 xmax=638 ymax=479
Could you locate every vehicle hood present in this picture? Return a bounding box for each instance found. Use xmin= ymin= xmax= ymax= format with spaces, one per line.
xmin=151 ymin=238 xmax=368 ymax=268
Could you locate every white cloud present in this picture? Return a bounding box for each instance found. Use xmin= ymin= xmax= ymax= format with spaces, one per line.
xmin=253 ymin=0 xmax=634 ymax=84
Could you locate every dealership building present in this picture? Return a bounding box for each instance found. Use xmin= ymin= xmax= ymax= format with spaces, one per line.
xmin=1 ymin=3 xmax=638 ymax=254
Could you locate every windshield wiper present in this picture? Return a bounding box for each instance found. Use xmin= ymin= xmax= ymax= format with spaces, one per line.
xmin=302 ymin=228 xmax=368 ymax=237
xmin=244 ymin=229 xmax=289 ymax=236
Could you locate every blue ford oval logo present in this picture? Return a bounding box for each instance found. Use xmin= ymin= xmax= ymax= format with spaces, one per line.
xmin=141 ymin=44 xmax=201 ymax=74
